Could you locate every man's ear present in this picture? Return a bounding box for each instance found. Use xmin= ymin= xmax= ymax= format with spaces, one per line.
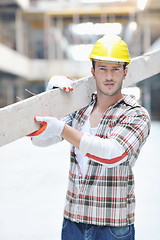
xmin=123 ymin=67 xmax=128 ymax=80
xmin=91 ymin=67 xmax=95 ymax=78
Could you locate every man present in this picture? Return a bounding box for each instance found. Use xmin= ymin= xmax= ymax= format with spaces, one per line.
xmin=29 ymin=35 xmax=150 ymax=239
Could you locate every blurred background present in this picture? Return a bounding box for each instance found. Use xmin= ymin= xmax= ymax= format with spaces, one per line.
xmin=0 ymin=0 xmax=160 ymax=119
xmin=0 ymin=0 xmax=160 ymax=239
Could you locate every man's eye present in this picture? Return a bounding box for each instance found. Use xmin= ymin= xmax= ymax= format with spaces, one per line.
xmin=113 ymin=68 xmax=120 ymax=71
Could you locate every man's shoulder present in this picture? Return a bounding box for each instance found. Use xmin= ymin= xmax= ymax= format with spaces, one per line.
xmin=122 ymin=94 xmax=139 ymax=107
xmin=122 ymin=94 xmax=150 ymax=119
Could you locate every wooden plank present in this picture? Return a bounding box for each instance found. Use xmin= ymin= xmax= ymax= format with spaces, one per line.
xmin=0 ymin=49 xmax=160 ymax=147
xmin=123 ymin=49 xmax=160 ymax=88
xmin=0 ymin=76 xmax=96 ymax=147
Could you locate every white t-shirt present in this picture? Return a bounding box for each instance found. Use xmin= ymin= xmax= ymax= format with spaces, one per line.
xmin=75 ymin=117 xmax=97 ymax=178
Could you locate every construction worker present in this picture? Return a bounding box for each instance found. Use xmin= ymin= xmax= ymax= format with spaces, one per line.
xmin=29 ymin=35 xmax=151 ymax=239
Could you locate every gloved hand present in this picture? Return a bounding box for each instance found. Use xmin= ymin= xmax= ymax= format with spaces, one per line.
xmin=28 ymin=116 xmax=65 ymax=140
xmin=46 ymin=75 xmax=73 ymax=92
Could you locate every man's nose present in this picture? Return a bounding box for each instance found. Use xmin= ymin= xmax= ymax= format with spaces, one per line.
xmin=106 ymin=69 xmax=113 ymax=81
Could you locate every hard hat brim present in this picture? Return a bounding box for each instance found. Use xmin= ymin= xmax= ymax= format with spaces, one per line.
xmin=90 ymin=56 xmax=130 ymax=65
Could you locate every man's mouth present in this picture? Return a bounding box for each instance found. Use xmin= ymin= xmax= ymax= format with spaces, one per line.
xmin=104 ymin=82 xmax=114 ymax=87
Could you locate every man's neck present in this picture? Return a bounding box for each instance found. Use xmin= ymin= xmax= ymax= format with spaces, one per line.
xmin=90 ymin=91 xmax=123 ymax=128
xmin=96 ymin=92 xmax=123 ymax=113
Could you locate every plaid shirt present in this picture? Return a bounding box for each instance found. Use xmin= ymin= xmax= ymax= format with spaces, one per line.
xmin=63 ymin=94 xmax=150 ymax=227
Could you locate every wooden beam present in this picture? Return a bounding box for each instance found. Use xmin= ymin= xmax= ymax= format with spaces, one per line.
xmin=0 ymin=50 xmax=160 ymax=147
xmin=123 ymin=49 xmax=160 ymax=88
xmin=0 ymin=76 xmax=96 ymax=147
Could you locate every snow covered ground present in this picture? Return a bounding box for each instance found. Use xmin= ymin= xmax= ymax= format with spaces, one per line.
xmin=0 ymin=121 xmax=160 ymax=240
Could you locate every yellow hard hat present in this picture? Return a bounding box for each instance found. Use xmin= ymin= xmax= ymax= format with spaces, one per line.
xmin=89 ymin=34 xmax=130 ymax=65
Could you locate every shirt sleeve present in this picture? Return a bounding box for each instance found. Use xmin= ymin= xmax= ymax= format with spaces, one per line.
xmin=109 ymin=109 xmax=151 ymax=167
xmin=79 ymin=134 xmax=128 ymax=168
xmin=79 ymin=108 xmax=151 ymax=168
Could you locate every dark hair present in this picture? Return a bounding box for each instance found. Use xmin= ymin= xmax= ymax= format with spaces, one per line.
xmin=123 ymin=62 xmax=127 ymax=70
xmin=92 ymin=60 xmax=96 ymax=70
xmin=92 ymin=60 xmax=127 ymax=70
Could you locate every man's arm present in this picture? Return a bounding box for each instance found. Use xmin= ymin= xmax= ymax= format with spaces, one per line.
xmin=61 ymin=123 xmax=128 ymax=168
xmin=31 ymin=105 xmax=150 ymax=167
xmin=109 ymin=111 xmax=151 ymax=167
xmin=61 ymin=108 xmax=150 ymax=168
xmin=61 ymin=124 xmax=83 ymax=149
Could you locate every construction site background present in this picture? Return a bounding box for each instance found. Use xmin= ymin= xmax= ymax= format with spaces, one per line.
xmin=0 ymin=1 xmax=160 ymax=240
xmin=0 ymin=0 xmax=160 ymax=120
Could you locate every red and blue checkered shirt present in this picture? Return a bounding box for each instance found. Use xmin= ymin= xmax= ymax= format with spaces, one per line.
xmin=63 ymin=94 xmax=151 ymax=227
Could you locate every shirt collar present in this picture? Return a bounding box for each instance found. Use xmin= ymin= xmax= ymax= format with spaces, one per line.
xmin=91 ymin=93 xmax=138 ymax=108
xmin=120 ymin=94 xmax=138 ymax=107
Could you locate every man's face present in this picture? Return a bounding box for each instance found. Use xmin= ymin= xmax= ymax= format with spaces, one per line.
xmin=91 ymin=61 xmax=127 ymax=98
